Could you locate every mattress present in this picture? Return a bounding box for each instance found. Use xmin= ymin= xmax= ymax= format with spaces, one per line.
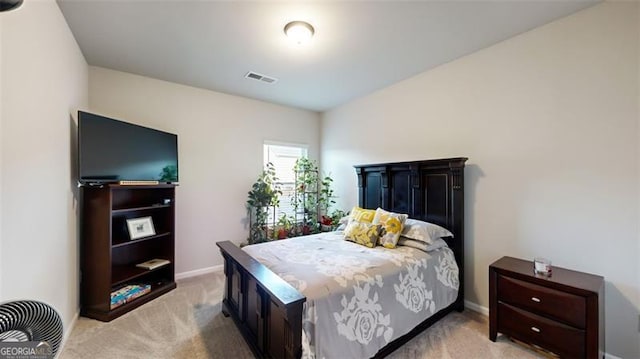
xmin=243 ymin=231 xmax=459 ymax=359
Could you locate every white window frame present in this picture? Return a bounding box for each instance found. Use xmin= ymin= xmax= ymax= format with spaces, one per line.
xmin=263 ymin=141 xmax=309 ymax=223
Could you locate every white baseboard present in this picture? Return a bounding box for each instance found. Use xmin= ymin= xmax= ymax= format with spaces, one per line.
xmin=56 ymin=311 xmax=78 ymax=358
xmin=175 ymin=264 xmax=224 ymax=280
xmin=464 ymin=300 xmax=489 ymax=316
xmin=604 ymin=353 xmax=622 ymax=359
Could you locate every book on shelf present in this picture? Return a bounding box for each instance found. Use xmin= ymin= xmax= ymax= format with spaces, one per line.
xmin=110 ymin=284 xmax=151 ymax=310
xmin=135 ymin=258 xmax=170 ymax=270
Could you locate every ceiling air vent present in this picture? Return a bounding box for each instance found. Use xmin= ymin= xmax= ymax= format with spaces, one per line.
xmin=245 ymin=71 xmax=278 ymax=84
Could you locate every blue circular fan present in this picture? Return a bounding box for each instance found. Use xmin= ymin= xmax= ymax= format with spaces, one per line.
xmin=0 ymin=301 xmax=63 ymax=356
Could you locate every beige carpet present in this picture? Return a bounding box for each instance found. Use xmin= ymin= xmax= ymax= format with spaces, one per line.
xmin=60 ymin=272 xmax=542 ymax=359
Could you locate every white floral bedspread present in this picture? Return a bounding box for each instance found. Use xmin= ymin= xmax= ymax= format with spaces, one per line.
xmin=243 ymin=232 xmax=459 ymax=359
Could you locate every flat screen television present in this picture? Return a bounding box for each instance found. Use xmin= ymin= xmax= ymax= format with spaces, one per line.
xmin=78 ymin=111 xmax=178 ymax=184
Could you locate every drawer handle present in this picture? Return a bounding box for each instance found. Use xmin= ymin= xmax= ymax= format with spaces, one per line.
xmin=531 ymin=327 xmax=541 ymax=333
xmin=531 ymin=297 xmax=541 ymax=303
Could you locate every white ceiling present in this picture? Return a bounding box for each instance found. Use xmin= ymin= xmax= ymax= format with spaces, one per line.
xmin=57 ymin=0 xmax=598 ymax=112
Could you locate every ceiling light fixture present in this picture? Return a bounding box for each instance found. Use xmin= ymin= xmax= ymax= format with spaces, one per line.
xmin=284 ymin=21 xmax=315 ymax=45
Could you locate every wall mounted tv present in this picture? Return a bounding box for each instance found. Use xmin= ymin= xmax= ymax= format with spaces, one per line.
xmin=78 ymin=111 xmax=178 ymax=184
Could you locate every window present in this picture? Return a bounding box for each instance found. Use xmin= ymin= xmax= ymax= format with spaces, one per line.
xmin=264 ymin=143 xmax=308 ymax=222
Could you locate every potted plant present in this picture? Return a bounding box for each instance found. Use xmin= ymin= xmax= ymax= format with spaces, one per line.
xmin=301 ymin=223 xmax=312 ymax=235
xmin=319 ymin=174 xmax=337 ymax=230
xmin=246 ymin=163 xmax=281 ymax=244
xmin=290 ymin=158 xmax=344 ymax=234
xmin=291 ymin=157 xmax=320 ymax=235
xmin=276 ymin=214 xmax=294 ymax=239
xmin=320 ymin=215 xmax=333 ymax=232
xmin=319 ymin=208 xmax=348 ymax=231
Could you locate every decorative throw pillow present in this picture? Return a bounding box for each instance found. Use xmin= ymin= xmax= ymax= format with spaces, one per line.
xmin=372 ymin=208 xmax=407 ymax=249
xmin=334 ymin=216 xmax=350 ymax=232
xmin=397 ymin=237 xmax=448 ymax=252
xmin=349 ymin=206 xmax=376 ymax=223
xmin=401 ymin=218 xmax=454 ymax=245
xmin=343 ymin=221 xmax=381 ymax=248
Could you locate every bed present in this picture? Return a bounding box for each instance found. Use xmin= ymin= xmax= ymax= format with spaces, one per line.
xmin=217 ymin=157 xmax=467 ymax=358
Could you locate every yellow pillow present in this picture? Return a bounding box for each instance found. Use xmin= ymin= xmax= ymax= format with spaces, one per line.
xmin=344 ymin=221 xmax=381 ymax=248
xmin=350 ymin=206 xmax=376 ymax=223
xmin=373 ymin=208 xmax=408 ymax=249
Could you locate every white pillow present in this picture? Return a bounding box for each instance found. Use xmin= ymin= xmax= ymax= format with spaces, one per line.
xmin=334 ymin=216 xmax=350 ymax=232
xmin=401 ymin=218 xmax=453 ymax=245
xmin=397 ymin=237 xmax=448 ymax=252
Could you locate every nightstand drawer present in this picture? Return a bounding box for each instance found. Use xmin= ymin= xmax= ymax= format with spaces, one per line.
xmin=498 ymin=275 xmax=586 ymax=328
xmin=498 ymin=303 xmax=585 ymax=358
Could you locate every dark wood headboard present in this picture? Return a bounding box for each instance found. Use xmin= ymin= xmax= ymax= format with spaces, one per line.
xmin=354 ymin=157 xmax=467 ymax=310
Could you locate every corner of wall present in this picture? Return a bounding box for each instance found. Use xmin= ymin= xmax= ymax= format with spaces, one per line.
xmin=55 ymin=310 xmax=79 ymax=358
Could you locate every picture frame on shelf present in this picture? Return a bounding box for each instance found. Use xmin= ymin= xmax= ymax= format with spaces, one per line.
xmin=126 ymin=216 xmax=156 ymax=240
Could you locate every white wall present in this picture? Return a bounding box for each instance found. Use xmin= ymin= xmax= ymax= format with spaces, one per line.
xmin=0 ymin=0 xmax=88 ymax=332
xmin=321 ymin=3 xmax=639 ymax=358
xmin=0 ymin=13 xmax=4 ymax=300
xmin=637 ymin=4 xmax=640 ymax=357
xmin=89 ymin=67 xmax=320 ymax=274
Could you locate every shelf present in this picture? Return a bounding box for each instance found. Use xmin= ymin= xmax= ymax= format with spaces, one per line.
xmin=81 ymin=281 xmax=177 ymax=322
xmin=110 ymin=281 xmax=176 ymax=314
xmin=112 ymin=232 xmax=171 ymax=248
xmin=111 ymin=261 xmax=171 ymax=287
xmin=112 ymin=203 xmax=171 ymax=214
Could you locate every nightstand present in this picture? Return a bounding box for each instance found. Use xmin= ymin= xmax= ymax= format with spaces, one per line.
xmin=489 ymin=256 xmax=604 ymax=358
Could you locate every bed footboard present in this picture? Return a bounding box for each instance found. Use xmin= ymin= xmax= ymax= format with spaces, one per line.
xmin=217 ymin=241 xmax=306 ymax=359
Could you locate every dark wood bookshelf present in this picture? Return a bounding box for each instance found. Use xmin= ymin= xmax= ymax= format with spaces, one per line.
xmin=80 ymin=184 xmax=176 ymax=322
